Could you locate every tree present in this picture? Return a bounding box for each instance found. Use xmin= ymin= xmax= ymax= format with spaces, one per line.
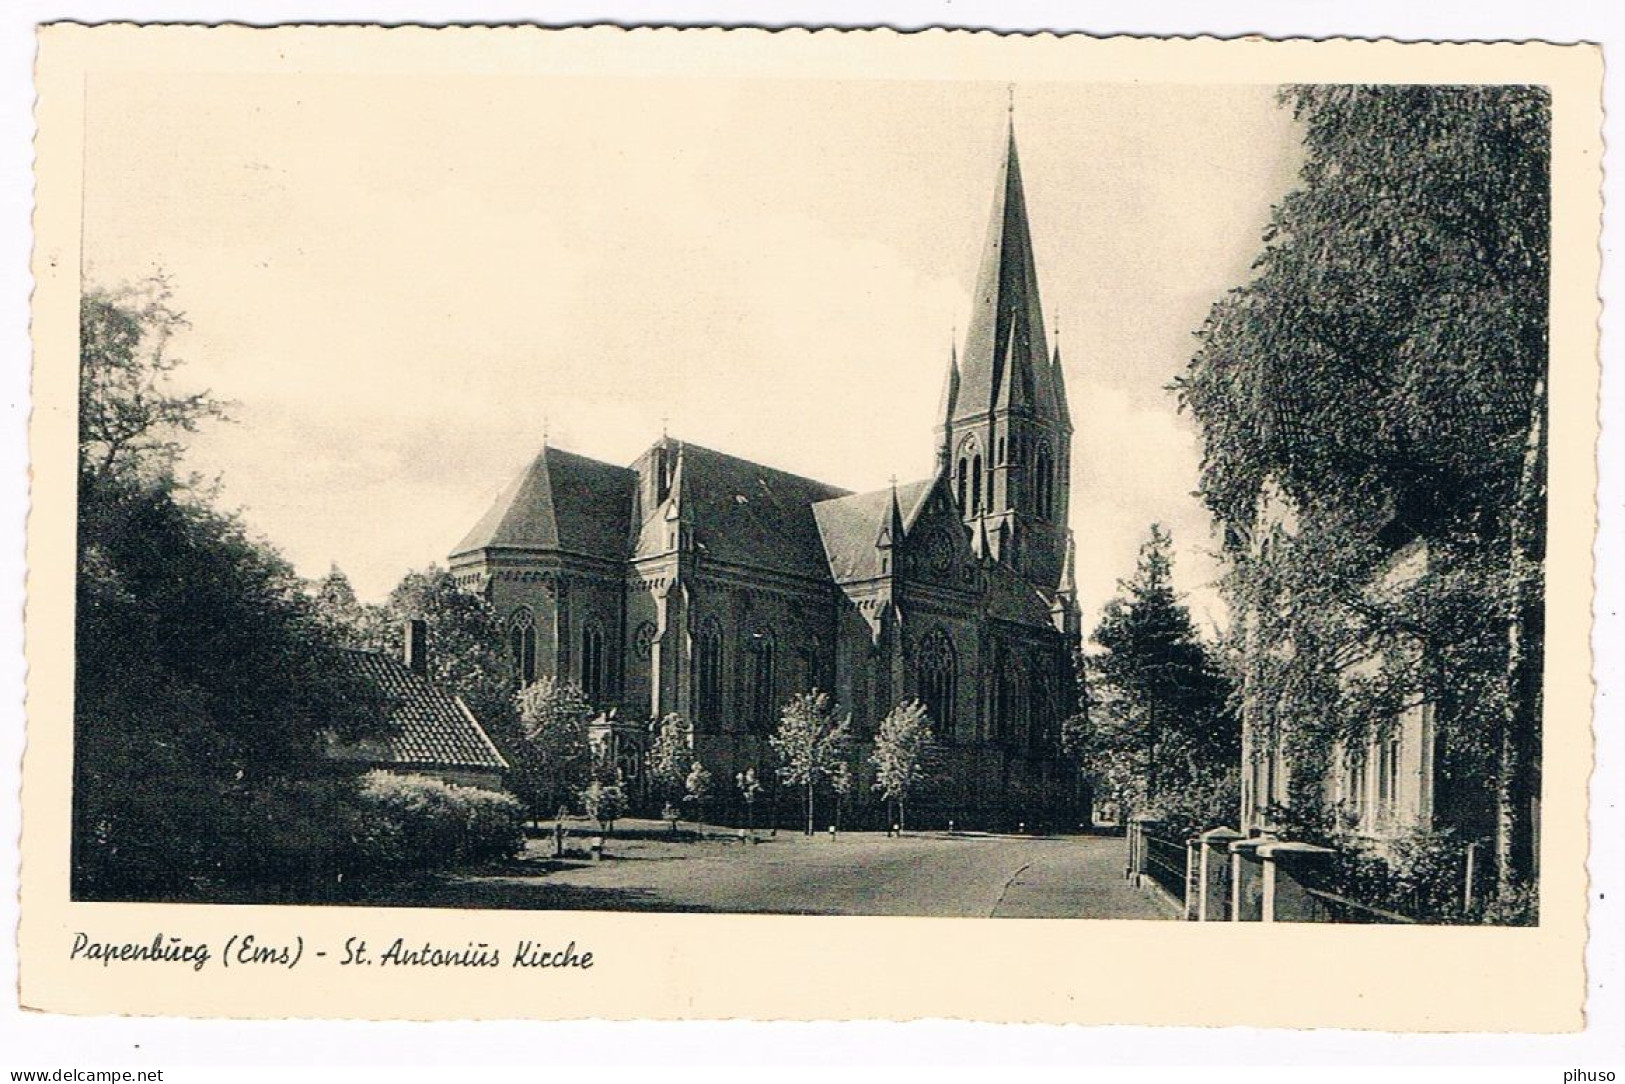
xmin=581 ymin=773 xmax=628 ymax=837
xmin=769 ymin=691 xmax=852 ymax=836
xmin=513 ymin=678 xmax=594 ymax=818
xmin=647 ymin=713 xmax=693 ymax=815
xmin=683 ymin=760 xmax=714 ymax=830
xmin=736 ymin=767 xmax=764 ymax=837
xmin=871 ymin=699 xmax=940 ymax=832
xmin=309 ymin=564 xmax=385 ymax=648
xmin=1175 ymin=86 xmax=1549 ymax=915
xmin=79 ymin=275 xmax=232 ymax=484
xmin=74 ymin=277 xmax=386 ymax=897
xmin=1080 ymin=525 xmax=1235 ymax=820
xmin=375 ymin=565 xmax=517 ymax=738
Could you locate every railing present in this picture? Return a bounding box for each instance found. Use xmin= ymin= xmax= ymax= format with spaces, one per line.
xmin=1142 ymin=831 xmax=1188 ymax=902
xmin=1299 ymin=885 xmax=1418 ymax=925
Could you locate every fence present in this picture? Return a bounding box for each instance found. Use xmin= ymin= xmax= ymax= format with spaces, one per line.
xmin=1298 ymin=885 xmax=1418 ymax=924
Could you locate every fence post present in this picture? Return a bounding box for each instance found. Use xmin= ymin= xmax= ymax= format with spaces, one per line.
xmin=1184 ymin=841 xmax=1198 ymax=920
xmin=1463 ymin=841 xmax=1479 ymax=915
xmin=1228 ymin=837 xmax=1271 ymax=921
xmin=1129 ymin=816 xmax=1161 ymax=888
xmin=1255 ymin=841 xmax=1336 ymax=923
xmin=1197 ymin=827 xmax=1243 ymax=921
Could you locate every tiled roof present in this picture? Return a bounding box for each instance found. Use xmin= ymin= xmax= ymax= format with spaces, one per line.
xmin=330 ymin=650 xmax=509 ymax=773
xmin=956 ymin=123 xmax=1063 ymax=428
xmin=451 ymin=445 xmax=635 ymax=561
xmin=813 ymin=479 xmax=934 ymax=583
xmin=669 ymin=442 xmax=852 ymax=581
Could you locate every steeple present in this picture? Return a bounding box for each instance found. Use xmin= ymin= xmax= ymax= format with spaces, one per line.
xmin=954 ymin=116 xmax=1059 ymax=429
xmin=934 ymin=339 xmax=960 ymax=471
xmin=1051 ymin=339 xmax=1072 ymax=432
xmin=938 ymin=107 xmax=1075 ymax=591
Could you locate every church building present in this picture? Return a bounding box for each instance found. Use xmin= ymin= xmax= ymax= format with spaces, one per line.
xmin=449 ymin=121 xmax=1084 ymax=825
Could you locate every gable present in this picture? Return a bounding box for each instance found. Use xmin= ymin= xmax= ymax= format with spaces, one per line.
xmin=896 ymin=479 xmax=980 ymax=591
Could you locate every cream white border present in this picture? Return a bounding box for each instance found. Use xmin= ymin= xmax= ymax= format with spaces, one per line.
xmin=20 ymin=26 xmax=1603 ymax=1031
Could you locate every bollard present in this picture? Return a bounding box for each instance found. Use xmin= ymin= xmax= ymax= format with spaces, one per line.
xmin=553 ymin=820 xmax=565 ymax=858
xmin=590 ymin=836 xmax=605 ymax=862
xmin=828 ymin=825 xmax=836 ymax=840
xmin=948 ymin=819 xmax=955 ymax=834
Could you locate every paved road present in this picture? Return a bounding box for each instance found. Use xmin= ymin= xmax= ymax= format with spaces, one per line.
xmin=414 ymin=828 xmax=1177 ymax=920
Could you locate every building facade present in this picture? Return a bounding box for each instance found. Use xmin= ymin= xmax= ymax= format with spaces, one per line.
xmin=448 ymin=123 xmax=1083 ymax=825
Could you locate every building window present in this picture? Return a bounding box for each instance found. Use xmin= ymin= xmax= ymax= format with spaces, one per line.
xmin=956 ymin=457 xmax=968 ymax=510
xmin=993 ymin=644 xmax=1016 ymax=741
xmin=1035 ymin=444 xmax=1054 ymax=520
xmin=804 ymin=635 xmax=827 ymax=694
xmin=971 ymin=454 xmax=983 ymax=512
xmin=748 ymin=629 xmax=776 ymax=733
xmin=696 ymin=618 xmax=723 ymax=730
xmin=1378 ymin=733 xmax=1401 ymax=823
xmin=915 ymin=629 xmax=956 ymax=739
xmin=633 ymin=620 xmax=656 ymax=660
xmin=508 ymin=607 xmax=536 ymax=687
xmin=1346 ymin=745 xmax=1368 ymax=827
xmin=1028 ymin=659 xmax=1050 ymax=753
xmin=581 ymin=621 xmax=606 ymax=705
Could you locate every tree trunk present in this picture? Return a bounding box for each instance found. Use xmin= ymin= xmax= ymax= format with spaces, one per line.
xmin=1495 ymin=375 xmax=1546 ymax=911
xmin=805 ymin=781 xmax=814 ymax=836
xmin=899 ymin=798 xmax=906 ymax=834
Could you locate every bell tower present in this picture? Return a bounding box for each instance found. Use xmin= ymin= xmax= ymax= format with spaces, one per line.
xmin=938 ymin=112 xmax=1073 ymax=590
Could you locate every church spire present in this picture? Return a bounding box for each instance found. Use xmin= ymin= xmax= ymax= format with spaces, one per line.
xmin=1052 ymin=338 xmax=1072 ymax=432
xmin=934 ymin=337 xmax=960 ymax=471
xmin=953 ymin=114 xmax=1058 ymax=428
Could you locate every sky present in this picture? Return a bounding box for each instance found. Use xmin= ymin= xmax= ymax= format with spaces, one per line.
xmin=83 ymin=74 xmax=1302 ymax=634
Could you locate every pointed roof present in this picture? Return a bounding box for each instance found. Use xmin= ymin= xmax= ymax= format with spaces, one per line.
xmin=639 ymin=440 xmax=852 ymax=579
xmin=813 ymin=479 xmax=934 ymax=583
xmin=956 ymin=120 xmax=1062 ymax=427
xmin=1051 ymin=341 xmax=1073 ymax=431
xmin=936 ymin=341 xmax=960 ymax=428
xmin=452 ymin=445 xmax=636 ymax=560
xmin=328 ymin=649 xmax=509 ymax=773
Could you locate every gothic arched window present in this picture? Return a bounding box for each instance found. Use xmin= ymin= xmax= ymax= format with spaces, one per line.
xmin=1035 ymin=444 xmax=1054 ymax=520
xmin=580 ymin=620 xmax=606 ymax=705
xmin=993 ymin=643 xmax=1017 ymax=742
xmin=508 ymin=607 xmax=537 ymax=687
xmin=956 ymin=458 xmax=968 ymax=510
xmin=971 ymin=454 xmax=983 ymax=512
xmin=1028 ymin=658 xmax=1051 ymax=754
xmin=748 ymin=628 xmax=777 ymax=733
xmin=915 ymin=629 xmax=956 ymax=739
xmin=696 ymin=617 xmax=724 ymax=731
xmin=804 ymin=635 xmax=827 ymax=695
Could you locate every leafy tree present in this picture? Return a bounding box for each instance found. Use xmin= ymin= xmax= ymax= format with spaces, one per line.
xmin=513 ymin=677 xmax=593 ymax=818
xmin=736 ymin=766 xmax=764 ymax=836
xmin=375 ymin=565 xmax=517 ymax=737
xmin=581 ymin=773 xmax=628 ymax=836
xmin=78 ymin=274 xmax=231 ymax=484
xmin=647 ymin=713 xmax=693 ymax=812
xmin=870 ymin=699 xmax=939 ymax=832
xmin=309 ymin=564 xmax=386 ymax=648
xmin=770 ymin=691 xmax=852 ymax=836
xmin=1175 ymin=86 xmax=1549 ymax=911
xmin=73 ymin=277 xmax=385 ymax=897
xmin=683 ymin=760 xmax=714 ymax=828
xmin=1078 ymin=525 xmax=1236 ymax=820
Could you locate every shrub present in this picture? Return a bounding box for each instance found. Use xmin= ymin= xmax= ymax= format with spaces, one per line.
xmin=354 ymin=771 xmax=525 ymax=872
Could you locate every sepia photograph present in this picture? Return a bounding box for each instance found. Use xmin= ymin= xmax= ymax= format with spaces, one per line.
xmin=19 ymin=25 xmax=1603 ymax=1031
xmin=69 ymin=67 xmax=1549 ymax=926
